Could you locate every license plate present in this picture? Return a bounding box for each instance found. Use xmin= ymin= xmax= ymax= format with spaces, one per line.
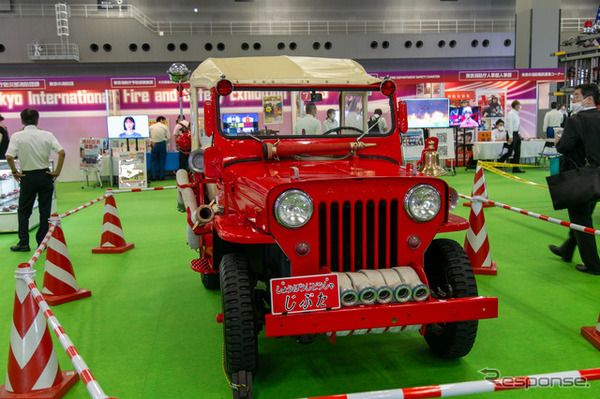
xmin=270 ymin=274 xmax=340 ymax=315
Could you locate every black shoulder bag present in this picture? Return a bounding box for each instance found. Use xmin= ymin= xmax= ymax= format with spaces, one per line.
xmin=545 ymin=114 xmax=600 ymax=210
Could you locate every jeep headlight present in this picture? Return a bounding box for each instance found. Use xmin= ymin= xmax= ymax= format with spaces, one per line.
xmin=274 ymin=189 xmax=313 ymax=228
xmin=404 ymin=184 xmax=441 ymax=222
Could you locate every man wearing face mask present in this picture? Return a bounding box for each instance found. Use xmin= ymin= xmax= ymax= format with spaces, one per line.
xmin=498 ymin=100 xmax=525 ymax=173
xmin=549 ymin=83 xmax=600 ymax=275
xmin=491 ymin=119 xmax=507 ymax=142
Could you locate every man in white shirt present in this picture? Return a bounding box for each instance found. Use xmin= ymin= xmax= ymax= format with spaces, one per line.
xmin=499 ymin=100 xmax=525 ymax=173
xmin=294 ymin=102 xmax=322 ymax=135
xmin=322 ymin=109 xmax=338 ymax=133
xmin=542 ymin=102 xmax=564 ymax=139
xmin=6 ymin=108 xmax=65 ymax=252
xmin=149 ymin=116 xmax=171 ymax=181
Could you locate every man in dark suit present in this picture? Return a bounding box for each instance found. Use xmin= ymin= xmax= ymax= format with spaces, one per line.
xmin=549 ymin=83 xmax=600 ymax=275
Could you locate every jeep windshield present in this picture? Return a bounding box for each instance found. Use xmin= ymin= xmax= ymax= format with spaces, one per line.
xmin=216 ymin=88 xmax=394 ymax=139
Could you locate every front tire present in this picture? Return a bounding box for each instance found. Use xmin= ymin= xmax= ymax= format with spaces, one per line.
xmin=423 ymin=239 xmax=478 ymax=359
xmin=220 ymin=253 xmax=259 ymax=376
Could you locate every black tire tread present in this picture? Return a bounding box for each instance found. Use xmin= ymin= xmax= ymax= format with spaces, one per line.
xmin=201 ymin=272 xmax=220 ymax=290
xmin=423 ymin=238 xmax=479 ymax=359
xmin=220 ymin=253 xmax=258 ymax=374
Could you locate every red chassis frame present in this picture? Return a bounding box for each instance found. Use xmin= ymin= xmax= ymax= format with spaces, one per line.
xmin=265 ymin=296 xmax=497 ymax=337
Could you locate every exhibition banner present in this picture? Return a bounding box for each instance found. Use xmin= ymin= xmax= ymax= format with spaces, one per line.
xmin=380 ymin=68 xmax=564 ymax=84
xmin=0 ymin=68 xmax=563 ymax=113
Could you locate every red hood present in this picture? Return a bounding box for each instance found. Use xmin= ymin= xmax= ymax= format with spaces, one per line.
xmin=222 ymin=157 xmax=444 ymax=231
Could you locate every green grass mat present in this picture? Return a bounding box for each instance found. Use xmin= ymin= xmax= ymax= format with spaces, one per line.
xmin=0 ymin=167 xmax=599 ymax=398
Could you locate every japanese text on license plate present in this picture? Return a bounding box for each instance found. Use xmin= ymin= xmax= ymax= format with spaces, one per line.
xmin=270 ymin=274 xmax=340 ymax=315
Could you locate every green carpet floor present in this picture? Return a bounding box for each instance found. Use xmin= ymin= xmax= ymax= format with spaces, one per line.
xmin=1 ymin=166 xmax=599 ymax=398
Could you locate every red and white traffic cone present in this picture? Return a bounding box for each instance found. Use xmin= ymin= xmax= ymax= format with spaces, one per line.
xmin=464 ymin=196 xmax=497 ymax=275
xmin=581 ymin=313 xmax=600 ymax=351
xmin=463 ymin=164 xmax=493 ymax=208
xmin=92 ymin=194 xmax=134 ymax=254
xmin=0 ymin=264 xmax=78 ymax=398
xmin=42 ymin=216 xmax=91 ymax=306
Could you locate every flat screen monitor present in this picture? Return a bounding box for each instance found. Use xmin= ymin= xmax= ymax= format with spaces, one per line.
xmin=107 ymin=115 xmax=150 ymax=139
xmin=404 ymin=98 xmax=450 ymax=129
xmin=449 ymin=106 xmax=481 ymax=128
xmin=222 ymin=113 xmax=260 ymax=135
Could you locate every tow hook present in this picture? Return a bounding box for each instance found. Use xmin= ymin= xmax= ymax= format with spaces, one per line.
xmin=216 ymin=313 xmax=224 ymax=323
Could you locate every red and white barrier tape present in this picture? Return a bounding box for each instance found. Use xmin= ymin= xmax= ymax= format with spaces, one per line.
xmin=460 ymin=194 xmax=600 ymax=237
xmin=302 ymin=368 xmax=600 ymax=398
xmin=17 ymin=264 xmax=113 ymax=399
xmin=58 ymin=194 xmax=110 ymax=219
xmin=55 ymin=186 xmax=173 ymax=218
xmin=26 ymin=220 xmax=58 ymax=268
xmin=107 ymin=185 xmax=177 ymax=194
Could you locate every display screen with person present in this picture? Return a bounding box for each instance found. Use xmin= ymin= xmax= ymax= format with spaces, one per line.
xmin=119 ymin=116 xmax=142 ymax=138
xmin=459 ymin=107 xmax=479 ymax=128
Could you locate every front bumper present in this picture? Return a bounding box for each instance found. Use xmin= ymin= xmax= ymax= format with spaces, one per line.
xmin=264 ymin=296 xmax=497 ymax=337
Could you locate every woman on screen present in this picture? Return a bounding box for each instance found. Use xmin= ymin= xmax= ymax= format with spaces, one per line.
xmin=459 ymin=107 xmax=479 ymax=128
xmin=119 ymin=116 xmax=142 ymax=138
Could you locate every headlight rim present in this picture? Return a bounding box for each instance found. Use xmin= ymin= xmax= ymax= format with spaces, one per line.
xmin=404 ymin=183 xmax=442 ymax=223
xmin=274 ymin=189 xmax=314 ymax=229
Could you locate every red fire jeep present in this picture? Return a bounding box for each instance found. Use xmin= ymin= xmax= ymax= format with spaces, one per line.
xmin=177 ymin=56 xmax=498 ymax=398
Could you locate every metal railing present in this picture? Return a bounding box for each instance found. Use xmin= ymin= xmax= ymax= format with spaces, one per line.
xmin=27 ymin=43 xmax=79 ymax=61
xmin=561 ymin=18 xmax=596 ymax=32
xmin=3 ymin=4 xmax=590 ymax=36
xmin=3 ymin=4 xmax=515 ymax=35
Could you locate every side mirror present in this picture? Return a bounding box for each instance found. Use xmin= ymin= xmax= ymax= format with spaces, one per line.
xmin=398 ymin=100 xmax=408 ymax=133
xmin=203 ymin=100 xmax=214 ymax=137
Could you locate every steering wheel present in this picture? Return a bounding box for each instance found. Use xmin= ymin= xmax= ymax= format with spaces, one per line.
xmin=323 ymin=127 xmax=364 ymax=136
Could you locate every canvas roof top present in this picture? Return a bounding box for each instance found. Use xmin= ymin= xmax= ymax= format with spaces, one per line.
xmin=188 ymin=56 xmax=382 ymax=88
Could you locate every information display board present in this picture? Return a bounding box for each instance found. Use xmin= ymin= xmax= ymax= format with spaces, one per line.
xmin=79 ymin=138 xmax=104 ymax=171
xmin=118 ymin=151 xmax=147 ymax=189
xmin=401 ymin=129 xmax=425 ymax=161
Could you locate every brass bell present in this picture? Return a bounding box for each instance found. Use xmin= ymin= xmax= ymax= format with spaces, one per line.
xmin=418 ymin=149 xmax=447 ymax=176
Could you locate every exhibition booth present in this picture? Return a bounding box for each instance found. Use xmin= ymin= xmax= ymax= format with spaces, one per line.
xmin=0 ymin=67 xmax=563 ymax=184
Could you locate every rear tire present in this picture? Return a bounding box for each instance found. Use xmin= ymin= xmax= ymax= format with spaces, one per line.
xmin=201 ymin=272 xmax=220 ymax=290
xmin=423 ymin=239 xmax=478 ymax=359
xmin=220 ymin=253 xmax=259 ymax=376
